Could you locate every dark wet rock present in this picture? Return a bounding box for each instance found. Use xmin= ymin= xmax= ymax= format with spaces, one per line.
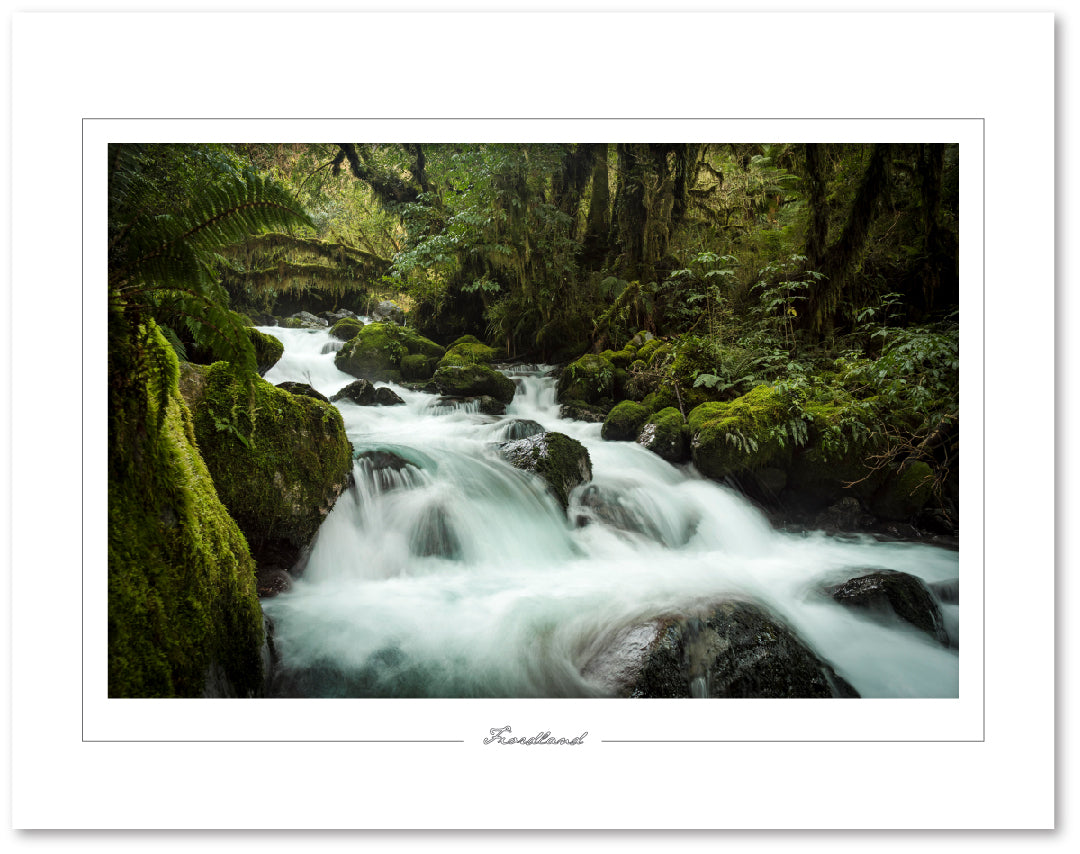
xmin=356 ymin=449 xmax=414 ymax=471
xmin=811 ymin=497 xmax=877 ymax=533
xmin=826 ymin=569 xmax=949 ymax=645
xmin=477 ymin=395 xmax=506 ymax=416
xmin=499 ymin=419 xmax=546 ymax=441
xmin=583 ymin=600 xmax=858 ymax=698
xmin=559 ymin=401 xmax=610 ymax=423
xmin=331 ymin=379 xmax=377 ymax=405
xmin=256 ymin=568 xmax=293 ymax=598
xmin=928 ymin=578 xmax=959 ymax=605
xmin=573 ymin=484 xmax=668 ymax=544
xmin=373 ymin=387 xmax=406 ymax=406
xmin=275 ymin=381 xmax=329 ymax=403
xmin=248 ymin=312 xmax=277 ymax=327
xmin=371 ymin=299 xmax=405 ymax=325
xmin=281 ymin=310 xmax=328 ymax=329
xmin=499 ymin=431 xmax=593 ymax=510
xmin=320 ymin=309 xmax=356 ymax=325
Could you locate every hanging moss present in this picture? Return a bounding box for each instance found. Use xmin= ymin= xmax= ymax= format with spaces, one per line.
xmin=109 ymin=319 xmax=264 ymax=698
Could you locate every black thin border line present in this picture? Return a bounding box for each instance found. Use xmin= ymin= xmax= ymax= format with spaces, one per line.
xmin=87 ymin=120 xmax=982 ymax=745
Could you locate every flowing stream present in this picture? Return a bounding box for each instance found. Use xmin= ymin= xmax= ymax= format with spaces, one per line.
xmin=257 ymin=324 xmax=960 ymax=698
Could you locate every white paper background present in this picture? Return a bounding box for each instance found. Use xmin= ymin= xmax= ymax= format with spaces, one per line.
xmin=4 ymin=1 xmax=1064 ymax=844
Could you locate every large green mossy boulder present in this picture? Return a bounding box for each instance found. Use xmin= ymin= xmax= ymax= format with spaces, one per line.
xmin=637 ymin=406 xmax=690 ymax=463
xmin=184 ymin=362 xmax=354 ymax=565
xmin=248 ymin=327 xmax=284 ymax=377
xmin=433 ymin=363 xmax=516 ymax=404
xmin=109 ymin=320 xmax=264 ymax=697
xmin=687 ymin=385 xmax=794 ymax=481
xmin=601 ymin=400 xmax=651 ymax=442
xmin=329 ymin=317 xmax=366 ymax=341
xmin=334 ymin=322 xmax=445 ymax=382
xmin=439 ymin=335 xmax=498 ymax=367
xmin=557 ymin=353 xmax=616 ymax=405
xmin=499 ymin=431 xmax=593 ymax=510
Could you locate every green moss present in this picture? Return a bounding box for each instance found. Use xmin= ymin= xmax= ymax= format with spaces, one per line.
xmin=601 ymin=400 xmax=651 ymax=441
xmin=401 ymin=353 xmax=438 ymax=381
xmin=438 ymin=340 xmax=497 ymax=368
xmin=334 ymin=322 xmax=445 ymax=381
xmin=399 ymin=326 xmax=446 ymax=360
xmin=638 ymin=406 xmax=690 ymax=462
xmin=109 ymin=319 xmax=264 ymax=697
xmin=687 ymin=385 xmax=795 ymax=480
xmin=636 ymin=339 xmax=663 ymax=364
xmin=330 ymin=317 xmax=365 ymax=341
xmin=450 ymin=334 xmax=483 ymax=347
xmin=190 ymin=362 xmax=354 ymax=553
xmin=872 ymin=460 xmax=934 ymax=521
xmin=433 ymin=363 xmax=516 ymax=404
xmin=247 ymin=327 xmax=284 ymax=376
xmin=502 ymin=432 xmax=592 ymax=509
xmin=557 ymin=353 xmax=616 ymax=404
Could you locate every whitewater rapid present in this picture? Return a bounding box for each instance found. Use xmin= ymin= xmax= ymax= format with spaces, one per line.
xmin=257 ymin=325 xmax=960 ymax=698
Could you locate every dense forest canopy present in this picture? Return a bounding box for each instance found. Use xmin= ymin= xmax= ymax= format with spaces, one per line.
xmin=109 ymin=139 xmax=959 ymax=509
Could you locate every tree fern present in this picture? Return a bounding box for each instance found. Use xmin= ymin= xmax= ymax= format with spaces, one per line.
xmin=109 ymin=144 xmax=314 ymax=375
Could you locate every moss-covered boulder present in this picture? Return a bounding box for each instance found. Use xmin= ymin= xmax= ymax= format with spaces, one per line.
xmin=433 ymin=363 xmax=516 ymax=404
xmin=499 ymin=431 xmax=593 ymax=510
xmin=601 ymin=400 xmax=651 ymax=441
xmin=687 ymin=385 xmax=794 ymax=481
xmin=559 ymin=400 xmax=611 ymax=422
xmin=329 ymin=317 xmax=366 ymax=341
xmin=185 ymin=362 xmax=354 ymax=570
xmin=334 ymin=322 xmax=445 ymax=383
xmin=600 ymin=344 xmax=638 ymax=370
xmin=401 ymin=353 xmax=438 ymax=381
xmin=637 ymin=407 xmax=690 ymax=463
xmin=280 ymin=310 xmax=327 ymax=329
xmin=556 ymin=353 xmax=616 ymax=404
xmin=871 ymin=460 xmax=935 ymax=521
xmin=439 ymin=336 xmax=498 ymax=367
xmin=109 ymin=320 xmax=264 ymax=697
xmin=248 ymin=327 xmax=284 ymax=376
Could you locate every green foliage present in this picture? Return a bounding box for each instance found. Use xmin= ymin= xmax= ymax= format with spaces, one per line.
xmin=109 ymin=144 xmax=313 ymax=375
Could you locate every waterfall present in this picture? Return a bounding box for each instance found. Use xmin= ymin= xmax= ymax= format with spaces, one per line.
xmin=257 ymin=326 xmax=960 ymax=699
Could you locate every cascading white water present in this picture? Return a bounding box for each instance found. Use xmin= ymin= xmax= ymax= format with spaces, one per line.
xmin=257 ymin=325 xmax=960 ymax=699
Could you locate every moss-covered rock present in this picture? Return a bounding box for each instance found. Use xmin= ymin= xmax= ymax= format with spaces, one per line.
xmin=248 ymin=328 xmax=284 ymax=378
xmin=559 ymin=400 xmax=611 ymax=423
xmin=438 ymin=339 xmax=498 ymax=368
xmin=871 ymin=460 xmax=935 ymax=521
xmin=109 ymin=320 xmax=264 ymax=697
xmin=499 ymin=431 xmax=593 ymax=510
xmin=637 ymin=407 xmax=690 ymax=463
xmin=275 ymin=381 xmax=329 ymax=403
xmin=401 ymin=353 xmax=438 ymax=381
xmin=687 ymin=385 xmax=795 ymax=481
xmin=329 ymin=317 xmax=366 ymax=341
xmin=636 ymin=338 xmax=663 ymax=364
xmin=556 ymin=353 xmax=616 ymax=404
xmin=433 ymin=363 xmax=516 ymax=404
xmin=601 ymin=400 xmax=651 ymax=442
xmin=334 ymin=322 xmax=445 ymax=383
xmin=186 ymin=362 xmax=354 ymax=568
